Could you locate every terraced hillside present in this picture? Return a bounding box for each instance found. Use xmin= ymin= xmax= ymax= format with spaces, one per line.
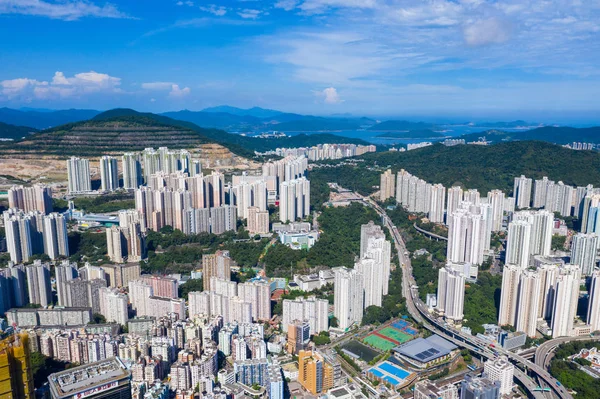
xmin=0 ymin=115 xmax=211 ymax=157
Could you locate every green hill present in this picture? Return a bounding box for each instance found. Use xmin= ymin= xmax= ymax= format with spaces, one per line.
xmin=460 ymin=126 xmax=600 ymax=145
xmin=360 ymin=141 xmax=600 ymax=193
xmin=2 ymin=114 xmax=213 ymax=157
xmin=0 ymin=121 xmax=38 ymax=140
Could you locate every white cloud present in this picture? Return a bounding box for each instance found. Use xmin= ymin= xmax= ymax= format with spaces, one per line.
xmin=237 ymin=9 xmax=261 ymax=19
xmin=463 ymin=18 xmax=511 ymax=46
xmin=0 ymin=71 xmax=121 ymax=100
xmin=169 ymin=84 xmax=191 ymax=98
xmin=274 ymin=0 xmax=298 ymax=11
xmin=315 ymin=87 xmax=343 ymax=104
xmin=176 ymin=1 xmax=194 ymax=6
xmin=0 ymin=78 xmax=41 ymax=98
xmin=199 ymin=4 xmax=227 ymax=16
xmin=141 ymin=81 xmax=175 ymax=90
xmin=0 ymin=0 xmax=131 ymax=21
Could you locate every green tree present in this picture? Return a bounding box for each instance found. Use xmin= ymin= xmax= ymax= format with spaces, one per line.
xmin=90 ymin=313 xmax=106 ymax=324
xmin=178 ymin=278 xmax=203 ymax=300
xmin=551 ymin=235 xmax=567 ymax=251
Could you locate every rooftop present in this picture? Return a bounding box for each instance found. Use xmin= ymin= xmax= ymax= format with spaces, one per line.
xmin=48 ymin=357 xmax=130 ymax=398
xmin=393 ymin=335 xmax=457 ymax=363
xmin=329 ymin=387 xmax=350 ymax=398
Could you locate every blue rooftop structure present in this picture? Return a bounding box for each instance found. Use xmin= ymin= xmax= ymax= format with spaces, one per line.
xmin=366 ymin=361 xmax=414 ymax=388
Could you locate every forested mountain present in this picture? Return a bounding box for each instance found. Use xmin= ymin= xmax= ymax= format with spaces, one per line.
xmin=361 ymin=141 xmax=600 ymax=193
xmin=0 ymin=121 xmax=38 ymax=140
xmin=460 ymin=126 xmax=600 ymax=144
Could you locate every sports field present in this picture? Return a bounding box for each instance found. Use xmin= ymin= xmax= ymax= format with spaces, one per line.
xmin=379 ymin=327 xmax=413 ymax=344
xmin=363 ymin=322 xmax=417 ymax=351
xmin=364 ymin=334 xmax=397 ymax=351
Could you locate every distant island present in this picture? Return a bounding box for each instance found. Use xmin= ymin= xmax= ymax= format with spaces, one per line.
xmin=376 ymin=129 xmax=444 ymax=139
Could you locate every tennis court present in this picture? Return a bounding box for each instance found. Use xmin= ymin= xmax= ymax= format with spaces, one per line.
xmin=379 ymin=327 xmax=413 ymax=344
xmin=364 ymin=334 xmax=397 ymax=351
xmin=404 ymin=327 xmax=419 ymax=336
xmin=392 ymin=320 xmax=408 ymax=329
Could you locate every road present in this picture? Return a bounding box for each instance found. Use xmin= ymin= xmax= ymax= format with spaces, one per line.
xmin=535 ymin=335 xmax=600 ymax=370
xmin=413 ymin=222 xmax=449 ymax=241
xmin=357 ymin=194 xmax=572 ymax=399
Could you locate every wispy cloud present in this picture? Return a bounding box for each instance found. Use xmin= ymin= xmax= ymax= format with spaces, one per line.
xmin=199 ymin=4 xmax=227 ymax=16
xmin=0 ymin=0 xmax=131 ymax=21
xmin=463 ymin=18 xmax=511 ymax=47
xmin=297 ymin=0 xmax=376 ymax=14
xmin=237 ymin=9 xmax=261 ymax=19
xmin=134 ymin=17 xmax=261 ymax=43
xmin=141 ymin=82 xmax=175 ymax=90
xmin=274 ymin=0 xmax=298 ymax=11
xmin=269 ymin=0 xmax=600 ymax=82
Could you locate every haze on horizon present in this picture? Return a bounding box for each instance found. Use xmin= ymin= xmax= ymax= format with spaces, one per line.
xmin=1 ymin=0 xmax=599 ymax=123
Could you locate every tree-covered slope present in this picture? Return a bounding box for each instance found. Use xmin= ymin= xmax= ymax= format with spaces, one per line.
xmin=1 ymin=114 xmax=213 ymax=157
xmin=0 ymin=121 xmax=38 ymax=140
xmin=361 ymin=141 xmax=600 ymax=193
xmin=460 ymin=126 xmax=600 ymax=144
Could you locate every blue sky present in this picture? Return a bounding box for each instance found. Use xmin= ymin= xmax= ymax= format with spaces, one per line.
xmin=1 ymin=0 xmax=600 ymax=120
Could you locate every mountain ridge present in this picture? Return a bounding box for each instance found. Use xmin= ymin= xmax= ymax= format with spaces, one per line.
xmin=459 ymin=126 xmax=600 ymax=144
xmin=0 ymin=121 xmax=38 ymax=140
xmin=0 ymin=109 xmax=373 ymax=158
xmin=360 ymin=140 xmax=600 ymax=193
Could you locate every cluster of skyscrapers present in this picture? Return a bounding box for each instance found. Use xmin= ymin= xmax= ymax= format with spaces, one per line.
xmin=106 ymin=210 xmax=146 ymax=263
xmin=66 ymin=147 xmax=201 ymax=194
xmin=7 ymin=184 xmax=53 ymax=214
xmin=332 ymin=222 xmax=392 ymax=330
xmin=498 ymin=259 xmax=588 ymax=338
xmin=384 ymin=168 xmax=600 ymax=336
xmin=3 ymin=208 xmax=68 ymax=263
xmin=187 ymin=252 xmax=272 ymax=325
xmin=134 ymin=171 xmax=237 ymax=235
xmin=382 ymin=169 xmax=447 ymax=223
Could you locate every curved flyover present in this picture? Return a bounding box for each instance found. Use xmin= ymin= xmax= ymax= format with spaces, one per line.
xmin=413 ymin=222 xmax=449 ymax=241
